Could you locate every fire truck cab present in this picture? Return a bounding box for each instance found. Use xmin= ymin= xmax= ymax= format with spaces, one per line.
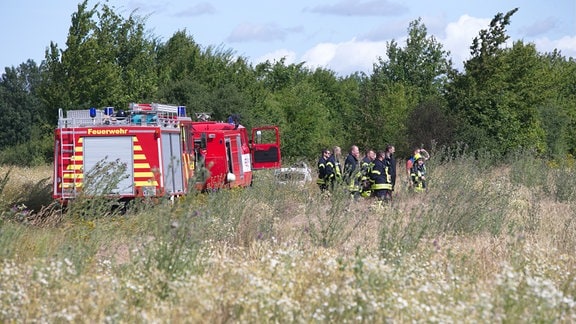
xmin=53 ymin=103 xmax=281 ymax=202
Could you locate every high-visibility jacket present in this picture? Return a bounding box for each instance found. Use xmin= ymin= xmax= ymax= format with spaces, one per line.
xmin=410 ymin=163 xmax=427 ymax=192
xmin=329 ymin=155 xmax=342 ymax=182
xmin=360 ymin=156 xmax=374 ymax=196
xmin=317 ymin=156 xmax=335 ymax=185
xmin=406 ymin=153 xmax=420 ymax=174
xmin=360 ymin=157 xmax=373 ymax=181
xmin=370 ymin=158 xmax=393 ymax=191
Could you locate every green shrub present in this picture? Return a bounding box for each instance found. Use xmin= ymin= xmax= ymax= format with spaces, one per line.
xmin=378 ymin=204 xmax=430 ymax=260
xmin=0 ymin=168 xmax=12 ymax=211
xmin=65 ymin=159 xmax=130 ymax=220
xmin=0 ymin=135 xmax=53 ymax=166
xmin=423 ymin=150 xmax=513 ymax=236
xmin=508 ymin=151 xmax=549 ymax=189
xmin=305 ymin=187 xmax=368 ymax=248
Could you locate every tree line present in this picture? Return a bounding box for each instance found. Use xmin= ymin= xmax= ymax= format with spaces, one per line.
xmin=1 ymin=2 xmax=575 ymax=166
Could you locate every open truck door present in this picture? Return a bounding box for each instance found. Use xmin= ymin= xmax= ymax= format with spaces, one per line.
xmin=251 ymin=126 xmax=281 ymax=169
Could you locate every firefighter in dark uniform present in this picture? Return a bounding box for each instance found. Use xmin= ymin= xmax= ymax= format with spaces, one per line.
xmin=370 ymin=150 xmax=393 ymax=201
xmin=410 ymin=155 xmax=427 ymax=193
xmin=343 ymin=145 xmax=361 ymax=198
xmin=317 ymin=149 xmax=335 ymax=192
xmin=360 ymin=149 xmax=375 ymax=197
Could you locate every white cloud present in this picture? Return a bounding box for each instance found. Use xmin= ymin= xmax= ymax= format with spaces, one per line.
xmin=254 ymin=39 xmax=386 ymax=75
xmin=533 ymin=36 xmax=576 ymax=58
xmin=441 ymin=15 xmax=490 ymax=69
xmin=255 ymin=49 xmax=298 ymax=65
xmin=301 ymin=39 xmax=387 ymax=75
xmin=301 ymin=43 xmax=337 ymax=68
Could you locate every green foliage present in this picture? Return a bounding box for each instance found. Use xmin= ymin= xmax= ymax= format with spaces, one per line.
xmin=365 ymin=18 xmax=452 ymax=154
xmin=537 ymin=156 xmax=576 ymax=203
xmin=407 ymin=98 xmax=454 ymax=150
xmin=0 ymin=125 xmax=53 ymax=166
xmin=548 ymin=55 xmax=576 ymax=156
xmin=549 ymin=168 xmax=576 ymax=203
xmin=447 ymin=9 xmax=554 ymax=157
xmin=467 ymin=8 xmax=517 ymax=75
xmin=0 ymin=60 xmax=45 ymax=151
xmin=268 ymin=81 xmax=333 ymax=158
xmin=331 ymin=74 xmax=365 ymax=148
xmin=359 ymin=80 xmax=413 ymax=151
xmin=253 ymin=58 xmax=317 ymax=134
xmin=12 ymin=177 xmax=53 ymax=214
xmin=254 ymin=58 xmax=309 ymax=92
xmin=156 ymin=31 xmax=268 ymax=129
xmin=375 ymin=18 xmax=452 ymax=99
xmin=307 ymin=68 xmax=357 ymax=147
xmin=538 ymin=99 xmax=571 ymax=158
xmin=40 ymin=0 xmax=157 ymax=110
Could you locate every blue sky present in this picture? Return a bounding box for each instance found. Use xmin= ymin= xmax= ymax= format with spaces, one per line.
xmin=1 ymin=0 xmax=575 ymax=75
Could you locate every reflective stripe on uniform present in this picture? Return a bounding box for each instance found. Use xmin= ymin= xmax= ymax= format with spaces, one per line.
xmin=371 ymin=183 xmax=392 ymax=190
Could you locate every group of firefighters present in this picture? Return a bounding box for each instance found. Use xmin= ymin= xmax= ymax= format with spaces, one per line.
xmin=317 ymin=145 xmax=428 ymax=201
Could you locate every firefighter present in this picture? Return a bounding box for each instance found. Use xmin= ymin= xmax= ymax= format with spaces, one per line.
xmin=227 ymin=114 xmax=241 ymax=129
xmin=317 ymin=149 xmax=335 ymax=192
xmin=343 ymin=145 xmax=361 ymax=198
xmin=370 ymin=150 xmax=393 ymax=201
xmin=410 ymin=155 xmax=427 ymax=193
xmin=360 ymin=149 xmax=376 ymax=197
xmin=330 ymin=145 xmax=343 ymax=185
xmin=406 ymin=147 xmax=421 ymax=189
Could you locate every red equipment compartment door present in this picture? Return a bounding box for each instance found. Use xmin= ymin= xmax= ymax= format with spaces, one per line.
xmin=251 ymin=126 xmax=281 ymax=169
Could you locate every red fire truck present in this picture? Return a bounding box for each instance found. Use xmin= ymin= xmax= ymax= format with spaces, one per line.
xmin=52 ymin=103 xmax=281 ymax=202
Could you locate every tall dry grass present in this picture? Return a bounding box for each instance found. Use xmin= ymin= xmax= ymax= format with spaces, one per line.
xmin=0 ymin=153 xmax=575 ymax=322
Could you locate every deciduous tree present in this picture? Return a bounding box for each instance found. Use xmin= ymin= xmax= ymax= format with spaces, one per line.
xmin=366 ymin=18 xmax=453 ymax=155
xmin=39 ymin=0 xmax=157 ymax=111
xmin=446 ymin=9 xmax=548 ymax=156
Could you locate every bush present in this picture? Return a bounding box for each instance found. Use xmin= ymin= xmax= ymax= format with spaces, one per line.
xmin=0 ymin=135 xmax=53 ymax=166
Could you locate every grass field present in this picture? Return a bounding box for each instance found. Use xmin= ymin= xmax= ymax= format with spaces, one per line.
xmin=0 ymin=153 xmax=575 ymax=322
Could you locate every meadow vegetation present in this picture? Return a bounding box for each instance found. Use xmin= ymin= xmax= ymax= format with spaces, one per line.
xmin=0 ymin=151 xmax=575 ymax=322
